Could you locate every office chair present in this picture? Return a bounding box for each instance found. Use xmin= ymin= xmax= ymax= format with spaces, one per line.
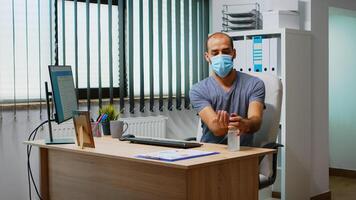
xmin=187 ymin=72 xmax=283 ymax=190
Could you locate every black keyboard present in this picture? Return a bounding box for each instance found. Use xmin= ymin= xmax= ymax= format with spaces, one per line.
xmin=121 ymin=136 xmax=202 ymax=149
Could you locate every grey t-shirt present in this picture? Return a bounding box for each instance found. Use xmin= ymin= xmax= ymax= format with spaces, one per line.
xmin=189 ymin=71 xmax=265 ymax=146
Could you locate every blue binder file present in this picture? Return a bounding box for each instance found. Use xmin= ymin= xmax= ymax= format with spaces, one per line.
xmin=253 ymin=36 xmax=263 ymax=72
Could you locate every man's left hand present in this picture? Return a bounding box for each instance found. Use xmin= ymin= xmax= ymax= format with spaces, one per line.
xmin=228 ymin=113 xmax=251 ymax=134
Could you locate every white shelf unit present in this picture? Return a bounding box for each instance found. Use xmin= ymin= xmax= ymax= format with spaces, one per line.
xmin=228 ymin=28 xmax=312 ymax=200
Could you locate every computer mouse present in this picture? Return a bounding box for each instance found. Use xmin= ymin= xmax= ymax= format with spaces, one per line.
xmin=119 ymin=134 xmax=135 ymax=141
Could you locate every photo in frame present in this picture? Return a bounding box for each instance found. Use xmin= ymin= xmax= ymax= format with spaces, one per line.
xmin=72 ymin=111 xmax=95 ymax=148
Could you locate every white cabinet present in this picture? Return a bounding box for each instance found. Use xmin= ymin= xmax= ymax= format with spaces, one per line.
xmin=228 ymin=28 xmax=312 ymax=200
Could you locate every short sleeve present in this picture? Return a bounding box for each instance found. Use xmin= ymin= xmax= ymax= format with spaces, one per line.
xmin=248 ymin=79 xmax=265 ymax=104
xmin=189 ymin=84 xmax=211 ymax=113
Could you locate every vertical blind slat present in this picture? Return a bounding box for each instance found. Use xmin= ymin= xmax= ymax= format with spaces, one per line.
xmin=49 ymin=0 xmax=53 ymax=65
xmin=118 ymin=0 xmax=125 ymax=113
xmin=198 ymin=0 xmax=203 ymax=81
xmin=86 ymin=0 xmax=91 ymax=110
xmin=97 ymin=0 xmax=102 ymax=107
xmin=203 ymin=0 xmax=209 ymax=78
xmin=25 ymin=0 xmax=29 ymax=110
xmin=11 ymin=0 xmax=16 ymax=116
xmin=108 ymin=0 xmax=113 ymax=104
xmin=192 ymin=0 xmax=198 ymax=84
xmin=175 ymin=0 xmax=181 ymax=110
xmin=167 ymin=0 xmax=173 ymax=111
xmin=127 ymin=0 xmax=134 ymax=113
xmin=158 ymin=0 xmax=163 ymax=111
xmin=74 ymin=0 xmax=79 ymax=104
xmin=148 ymin=0 xmax=154 ymax=112
xmin=38 ymin=0 xmax=42 ymax=114
xmin=184 ymin=0 xmax=190 ymax=109
xmin=139 ymin=0 xmax=145 ymax=112
xmin=55 ymin=0 xmax=59 ymax=65
xmin=62 ymin=0 xmax=66 ymax=65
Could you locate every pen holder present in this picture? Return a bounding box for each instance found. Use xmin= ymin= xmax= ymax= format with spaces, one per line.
xmin=91 ymin=122 xmax=102 ymax=137
xmin=101 ymin=121 xmax=111 ymax=135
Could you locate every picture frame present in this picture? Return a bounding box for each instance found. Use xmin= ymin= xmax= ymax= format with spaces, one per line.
xmin=72 ymin=110 xmax=95 ymax=148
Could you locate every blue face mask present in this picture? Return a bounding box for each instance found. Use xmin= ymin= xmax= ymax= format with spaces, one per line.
xmin=210 ymin=54 xmax=233 ymax=78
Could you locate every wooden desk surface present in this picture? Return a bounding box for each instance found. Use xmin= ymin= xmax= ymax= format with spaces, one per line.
xmin=25 ymin=136 xmax=274 ymax=169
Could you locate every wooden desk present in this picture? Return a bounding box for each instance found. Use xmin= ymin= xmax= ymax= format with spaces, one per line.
xmin=26 ymin=137 xmax=274 ymax=200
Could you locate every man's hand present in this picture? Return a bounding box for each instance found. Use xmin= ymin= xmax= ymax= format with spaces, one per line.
xmin=214 ymin=110 xmax=229 ymax=129
xmin=198 ymin=101 xmax=263 ymax=136
xmin=228 ymin=101 xmax=264 ymax=135
xmin=228 ymin=113 xmax=250 ymax=135
xmin=199 ymin=107 xmax=229 ymax=136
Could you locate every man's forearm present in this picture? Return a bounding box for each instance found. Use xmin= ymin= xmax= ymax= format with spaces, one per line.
xmin=243 ymin=116 xmax=262 ymax=134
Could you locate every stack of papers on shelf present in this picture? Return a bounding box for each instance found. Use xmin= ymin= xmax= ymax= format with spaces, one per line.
xmin=136 ymin=149 xmax=219 ymax=162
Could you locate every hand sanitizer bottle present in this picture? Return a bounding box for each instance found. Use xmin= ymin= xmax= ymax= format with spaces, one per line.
xmin=228 ymin=127 xmax=240 ymax=151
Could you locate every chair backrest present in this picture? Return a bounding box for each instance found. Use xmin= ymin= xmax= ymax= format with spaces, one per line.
xmin=195 ymin=72 xmax=283 ymax=147
xmin=249 ymin=72 xmax=283 ymax=148
xmin=249 ymin=73 xmax=283 ymax=180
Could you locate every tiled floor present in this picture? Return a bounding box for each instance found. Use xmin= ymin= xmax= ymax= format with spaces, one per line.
xmin=330 ymin=176 xmax=356 ymax=200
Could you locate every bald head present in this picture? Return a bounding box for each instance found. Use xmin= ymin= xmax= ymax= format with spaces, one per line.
xmin=204 ymin=32 xmax=236 ymax=63
xmin=206 ymin=32 xmax=234 ymax=51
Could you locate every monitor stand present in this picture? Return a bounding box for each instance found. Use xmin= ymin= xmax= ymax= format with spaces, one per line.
xmin=44 ymin=81 xmax=75 ymax=145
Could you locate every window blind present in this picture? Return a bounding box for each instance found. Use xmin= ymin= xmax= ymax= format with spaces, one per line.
xmin=0 ymin=0 xmax=209 ymax=116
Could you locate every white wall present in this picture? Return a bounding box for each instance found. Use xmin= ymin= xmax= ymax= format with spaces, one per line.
xmin=310 ymin=0 xmax=356 ymax=196
xmin=328 ymin=6 xmax=356 ymax=171
xmin=329 ymin=7 xmax=356 ymax=171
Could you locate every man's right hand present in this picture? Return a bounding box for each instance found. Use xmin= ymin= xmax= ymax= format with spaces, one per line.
xmin=199 ymin=107 xmax=229 ymax=136
xmin=214 ymin=110 xmax=229 ymax=129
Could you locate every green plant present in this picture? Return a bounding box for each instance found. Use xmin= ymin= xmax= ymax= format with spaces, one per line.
xmin=99 ymin=104 xmax=119 ymax=122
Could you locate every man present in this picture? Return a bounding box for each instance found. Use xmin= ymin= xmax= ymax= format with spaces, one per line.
xmin=190 ymin=32 xmax=265 ymax=146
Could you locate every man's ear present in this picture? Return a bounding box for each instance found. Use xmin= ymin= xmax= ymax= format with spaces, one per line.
xmin=205 ymin=52 xmax=211 ymax=63
xmin=232 ymin=48 xmax=236 ymax=60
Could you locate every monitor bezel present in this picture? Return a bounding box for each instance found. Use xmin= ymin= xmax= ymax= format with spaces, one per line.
xmin=48 ymin=65 xmax=78 ymax=124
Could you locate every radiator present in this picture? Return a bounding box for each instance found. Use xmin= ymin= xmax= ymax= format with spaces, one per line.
xmin=120 ymin=115 xmax=168 ymax=138
xmin=43 ymin=120 xmax=76 ymax=140
xmin=45 ymin=115 xmax=168 ymax=139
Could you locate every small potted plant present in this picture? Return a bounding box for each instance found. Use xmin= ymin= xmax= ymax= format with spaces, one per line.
xmin=99 ymin=104 xmax=119 ymax=135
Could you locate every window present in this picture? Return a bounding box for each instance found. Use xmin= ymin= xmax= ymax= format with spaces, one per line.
xmin=0 ymin=0 xmax=51 ymax=103
xmin=0 ymin=0 xmax=210 ymax=113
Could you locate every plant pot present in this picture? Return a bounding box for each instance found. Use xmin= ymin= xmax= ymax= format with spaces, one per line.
xmin=101 ymin=121 xmax=111 ymax=135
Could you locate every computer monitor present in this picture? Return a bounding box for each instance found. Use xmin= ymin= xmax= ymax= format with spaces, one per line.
xmin=45 ymin=65 xmax=77 ymax=145
xmin=48 ymin=65 xmax=78 ymax=124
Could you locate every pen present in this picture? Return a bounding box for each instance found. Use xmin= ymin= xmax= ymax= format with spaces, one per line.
xmin=100 ymin=114 xmax=108 ymax=123
xmin=96 ymin=114 xmax=104 ymax=123
xmin=93 ymin=114 xmax=105 ymax=137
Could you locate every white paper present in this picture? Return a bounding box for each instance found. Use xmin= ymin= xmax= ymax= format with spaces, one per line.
xmin=136 ymin=149 xmax=217 ymax=161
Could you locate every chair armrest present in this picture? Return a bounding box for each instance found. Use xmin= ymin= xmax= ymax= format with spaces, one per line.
xmin=184 ymin=137 xmax=197 ymax=141
xmin=259 ymin=142 xmax=283 ymax=189
xmin=262 ymin=142 xmax=284 ymax=149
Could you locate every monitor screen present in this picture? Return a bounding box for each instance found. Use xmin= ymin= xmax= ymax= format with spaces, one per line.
xmin=48 ymin=66 xmax=78 ymax=123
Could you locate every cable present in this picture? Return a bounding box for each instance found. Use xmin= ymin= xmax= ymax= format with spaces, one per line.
xmin=28 ymin=121 xmax=48 ymax=200
xmin=27 ymin=120 xmax=53 ymax=200
xmin=27 ymin=122 xmax=45 ymax=200
xmin=28 ymin=128 xmax=42 ymax=200
xmin=27 ymin=121 xmax=45 ymax=200
xmin=27 ymin=122 xmax=41 ymax=200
